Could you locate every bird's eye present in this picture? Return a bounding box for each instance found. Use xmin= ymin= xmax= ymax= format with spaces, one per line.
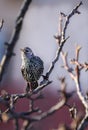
xmin=25 ymin=49 xmax=29 ymax=52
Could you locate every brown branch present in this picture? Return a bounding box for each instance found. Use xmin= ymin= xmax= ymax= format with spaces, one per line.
xmin=75 ymin=63 xmax=88 ymax=130
xmin=61 ymin=45 xmax=88 ymax=112
xmin=56 ymin=1 xmax=86 ymax=111
xmin=46 ymin=1 xmax=82 ymax=83
xmin=11 ymin=94 xmax=66 ymax=121
xmin=35 ymin=95 xmax=66 ymax=120
xmin=0 ymin=0 xmax=32 ymax=81
xmin=77 ymin=114 xmax=88 ymax=130
xmin=70 ymin=59 xmax=88 ymax=71
xmin=73 ymin=47 xmax=87 ymax=109
xmin=61 ymin=44 xmax=88 ymax=130
xmin=61 ymin=52 xmax=75 ymax=80
xmin=55 ymin=2 xmax=88 ymax=130
xmin=43 ymin=1 xmax=81 ymax=80
xmin=0 ymin=92 xmax=66 ymax=130
xmin=0 ymin=80 xmax=67 ymax=130
xmin=0 ymin=19 xmax=4 ymax=31
xmin=33 ymin=80 xmax=52 ymax=94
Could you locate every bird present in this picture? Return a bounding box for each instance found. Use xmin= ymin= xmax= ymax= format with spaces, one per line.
xmin=20 ymin=47 xmax=44 ymax=92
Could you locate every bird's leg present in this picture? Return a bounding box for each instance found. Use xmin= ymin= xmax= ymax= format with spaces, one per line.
xmin=26 ymin=82 xmax=32 ymax=93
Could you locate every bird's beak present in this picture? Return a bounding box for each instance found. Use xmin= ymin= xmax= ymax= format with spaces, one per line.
xmin=20 ymin=48 xmax=24 ymax=52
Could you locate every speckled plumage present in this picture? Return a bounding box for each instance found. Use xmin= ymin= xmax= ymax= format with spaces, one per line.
xmin=21 ymin=47 xmax=44 ymax=90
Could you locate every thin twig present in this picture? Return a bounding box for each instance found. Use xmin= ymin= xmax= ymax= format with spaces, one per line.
xmin=62 ymin=1 xmax=83 ymax=39
xmin=0 ymin=19 xmax=4 ymax=31
xmin=77 ymin=114 xmax=88 ymax=130
xmin=70 ymin=59 xmax=88 ymax=71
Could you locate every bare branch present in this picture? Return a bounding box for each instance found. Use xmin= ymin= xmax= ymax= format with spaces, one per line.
xmin=25 ymin=94 xmax=66 ymax=122
xmin=61 ymin=52 xmax=75 ymax=80
xmin=62 ymin=1 xmax=83 ymax=39
xmin=70 ymin=60 xmax=88 ymax=71
xmin=0 ymin=19 xmax=4 ymax=31
xmin=55 ymin=2 xmax=88 ymax=130
xmin=45 ymin=36 xmax=69 ymax=80
xmin=47 ymin=1 xmax=82 ymax=84
xmin=77 ymin=114 xmax=88 ymax=130
xmin=38 ymin=96 xmax=66 ymax=120
xmin=61 ymin=44 xmax=88 ymax=130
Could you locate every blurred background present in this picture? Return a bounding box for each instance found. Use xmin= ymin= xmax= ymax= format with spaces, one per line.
xmin=0 ymin=0 xmax=88 ymax=130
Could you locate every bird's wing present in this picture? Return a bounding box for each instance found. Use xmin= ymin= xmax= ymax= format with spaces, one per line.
xmin=30 ymin=56 xmax=44 ymax=80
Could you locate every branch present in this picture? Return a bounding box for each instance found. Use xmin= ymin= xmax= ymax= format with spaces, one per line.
xmin=61 ymin=52 xmax=75 ymax=80
xmin=55 ymin=2 xmax=85 ymax=110
xmin=70 ymin=60 xmax=88 ymax=71
xmin=77 ymin=114 xmax=88 ymax=130
xmin=45 ymin=35 xmax=69 ymax=80
xmin=54 ymin=2 xmax=88 ymax=130
xmin=45 ymin=1 xmax=82 ymax=82
xmin=33 ymin=95 xmax=66 ymax=121
xmin=0 ymin=0 xmax=32 ymax=81
xmin=61 ymin=45 xmax=88 ymax=130
xmin=0 ymin=19 xmax=4 ymax=31
xmin=10 ymin=93 xmax=66 ymax=122
xmin=0 ymin=91 xmax=66 ymax=130
xmin=62 ymin=1 xmax=83 ymax=39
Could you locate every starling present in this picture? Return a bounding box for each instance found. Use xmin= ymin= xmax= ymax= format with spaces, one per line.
xmin=20 ymin=47 xmax=44 ymax=92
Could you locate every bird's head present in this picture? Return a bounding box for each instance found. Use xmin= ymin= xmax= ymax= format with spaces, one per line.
xmin=20 ymin=47 xmax=34 ymax=59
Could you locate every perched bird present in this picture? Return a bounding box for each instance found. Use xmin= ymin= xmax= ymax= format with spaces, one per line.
xmin=20 ymin=47 xmax=44 ymax=92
